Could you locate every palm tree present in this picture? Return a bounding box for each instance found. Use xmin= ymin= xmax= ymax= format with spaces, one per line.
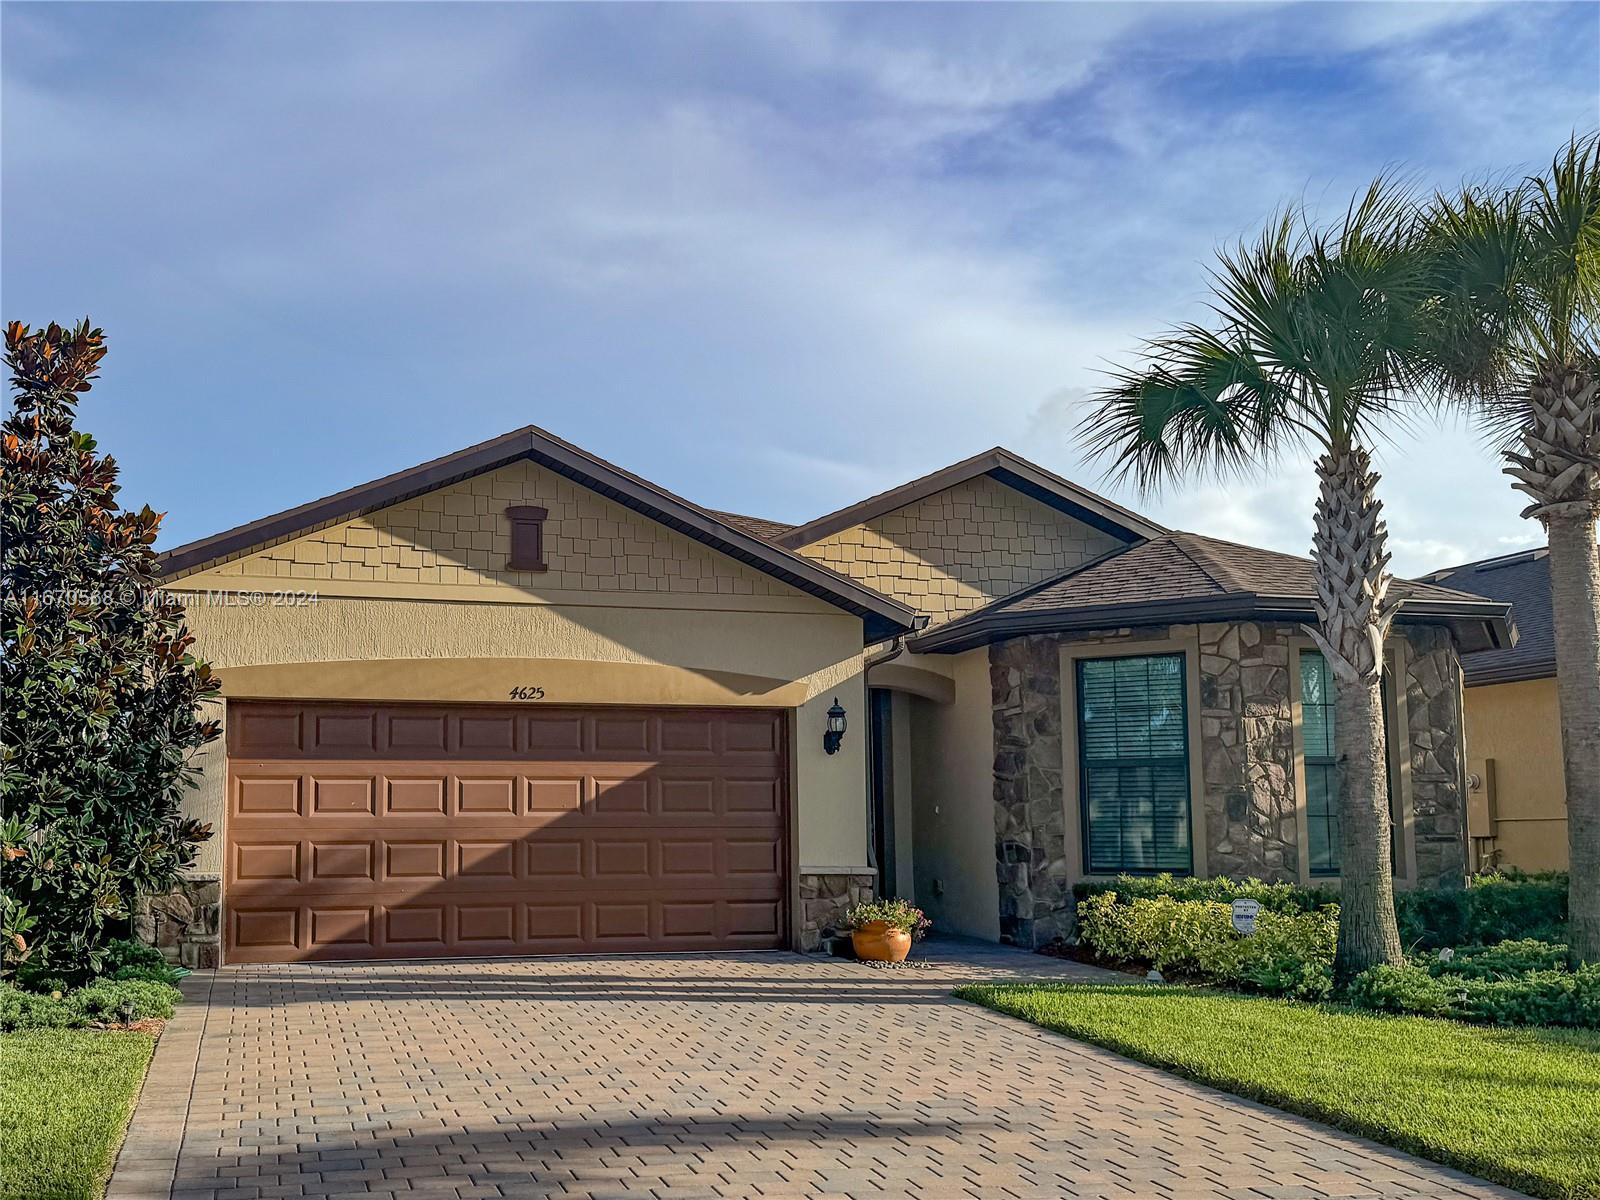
xmin=1423 ymin=134 xmax=1600 ymax=965
xmin=1085 ymin=181 xmax=1432 ymax=982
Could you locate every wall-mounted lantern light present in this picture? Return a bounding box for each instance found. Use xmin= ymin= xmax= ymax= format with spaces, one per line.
xmin=823 ymin=698 xmax=847 ymax=755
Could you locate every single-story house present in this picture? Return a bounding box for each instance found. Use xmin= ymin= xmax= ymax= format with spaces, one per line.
xmin=1423 ymin=548 xmax=1566 ymax=872
xmin=147 ymin=426 xmax=1513 ymax=965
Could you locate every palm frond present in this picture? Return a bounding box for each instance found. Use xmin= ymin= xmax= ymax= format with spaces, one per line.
xmin=1085 ymin=175 xmax=1433 ymax=492
xmin=1524 ymin=131 xmax=1600 ymax=364
xmin=1083 ymin=328 xmax=1304 ymax=491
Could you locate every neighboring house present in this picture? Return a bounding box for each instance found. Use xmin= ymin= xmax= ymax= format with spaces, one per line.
xmin=151 ymin=427 xmax=1512 ymax=965
xmin=1422 ymin=548 xmax=1566 ymax=872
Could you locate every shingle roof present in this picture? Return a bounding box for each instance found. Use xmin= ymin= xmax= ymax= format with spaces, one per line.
xmin=706 ymin=510 xmax=796 ymax=541
xmin=909 ymin=531 xmax=1514 ymax=654
xmin=1421 ymin=548 xmax=1555 ymax=685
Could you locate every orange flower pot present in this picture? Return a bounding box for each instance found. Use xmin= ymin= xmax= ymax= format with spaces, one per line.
xmin=851 ymin=920 xmax=912 ymax=963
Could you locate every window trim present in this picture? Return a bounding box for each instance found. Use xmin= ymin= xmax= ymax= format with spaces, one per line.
xmin=1060 ymin=633 xmax=1208 ymax=889
xmin=1288 ymin=636 xmax=1418 ymax=887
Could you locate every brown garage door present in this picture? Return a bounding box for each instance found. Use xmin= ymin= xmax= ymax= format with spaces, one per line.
xmin=224 ymin=701 xmax=788 ymax=963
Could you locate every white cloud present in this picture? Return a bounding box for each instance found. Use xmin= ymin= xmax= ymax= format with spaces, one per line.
xmin=1 ymin=1 xmax=1590 ymax=566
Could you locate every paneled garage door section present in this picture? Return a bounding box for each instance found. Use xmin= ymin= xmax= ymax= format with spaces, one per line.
xmin=225 ymin=702 xmax=788 ymax=963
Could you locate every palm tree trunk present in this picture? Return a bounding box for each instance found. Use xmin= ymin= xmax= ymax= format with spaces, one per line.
xmin=1507 ymin=362 xmax=1600 ymax=966
xmin=1548 ymin=514 xmax=1600 ymax=964
xmin=1306 ymin=446 xmax=1405 ymax=983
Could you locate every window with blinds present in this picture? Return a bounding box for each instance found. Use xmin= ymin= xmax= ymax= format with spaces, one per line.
xmin=1298 ymin=650 xmax=1340 ymax=875
xmin=1298 ymin=649 xmax=1399 ymax=877
xmin=1076 ymin=653 xmax=1192 ymax=875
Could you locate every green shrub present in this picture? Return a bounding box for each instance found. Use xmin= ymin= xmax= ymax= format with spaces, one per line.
xmin=1073 ymin=871 xmax=1568 ymax=950
xmin=1428 ymin=939 xmax=1568 ymax=980
xmin=1076 ymin=893 xmax=1336 ymax=1000
xmin=1347 ymin=961 xmax=1600 ymax=1028
xmin=70 ymin=979 xmax=180 ymax=1024
xmin=103 ymin=937 xmax=183 ymax=985
xmin=105 ymin=938 xmax=169 ymax=974
xmin=9 ymin=937 xmax=179 ymax=991
xmin=0 ymin=979 xmax=181 ymax=1031
xmin=1395 ymin=873 xmax=1567 ymax=949
xmin=1073 ymin=873 xmax=1337 ymax=914
xmin=0 ymin=986 xmax=77 ymax=1030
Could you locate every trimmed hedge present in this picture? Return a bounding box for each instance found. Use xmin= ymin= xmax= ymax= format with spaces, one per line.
xmin=0 ymin=979 xmax=182 ymax=1030
xmin=1346 ymin=962 xmax=1600 ymax=1029
xmin=1075 ymin=871 xmax=1568 ymax=948
xmin=1076 ymin=893 xmax=1336 ymax=1000
xmin=1073 ymin=888 xmax=1593 ymax=1028
xmin=1429 ymin=939 xmax=1569 ymax=980
xmin=1396 ymin=873 xmax=1568 ymax=949
xmin=1073 ymin=873 xmax=1337 ymax=915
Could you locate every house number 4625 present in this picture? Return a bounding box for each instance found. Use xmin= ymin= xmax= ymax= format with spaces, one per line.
xmin=508 ymin=685 xmax=546 ymax=700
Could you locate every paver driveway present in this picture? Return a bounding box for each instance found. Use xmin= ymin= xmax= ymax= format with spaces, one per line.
xmin=112 ymin=940 xmax=1522 ymax=1200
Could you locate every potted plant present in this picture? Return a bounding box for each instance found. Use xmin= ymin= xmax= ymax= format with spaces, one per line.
xmin=844 ymin=898 xmax=931 ymax=963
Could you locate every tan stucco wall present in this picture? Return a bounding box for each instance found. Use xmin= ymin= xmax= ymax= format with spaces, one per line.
xmin=795 ymin=476 xmax=1120 ymax=625
xmin=168 ymin=462 xmax=875 ymax=881
xmin=906 ymin=649 xmax=1000 ymax=940
xmin=1464 ymin=677 xmax=1568 ymax=871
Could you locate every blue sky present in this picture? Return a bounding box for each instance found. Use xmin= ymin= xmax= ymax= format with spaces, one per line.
xmin=4 ymin=2 xmax=1597 ymax=572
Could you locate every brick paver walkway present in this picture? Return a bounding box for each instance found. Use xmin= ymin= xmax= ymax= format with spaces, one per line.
xmin=116 ymin=940 xmax=1524 ymax=1200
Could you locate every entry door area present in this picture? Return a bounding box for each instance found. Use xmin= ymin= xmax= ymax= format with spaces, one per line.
xmin=224 ymin=701 xmax=788 ymax=963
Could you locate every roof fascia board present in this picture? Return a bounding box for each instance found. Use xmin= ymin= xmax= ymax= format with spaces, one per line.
xmin=910 ymin=591 xmax=1512 ymax=655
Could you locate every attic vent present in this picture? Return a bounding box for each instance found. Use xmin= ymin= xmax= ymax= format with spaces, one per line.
xmin=506 ymin=505 xmax=549 ymax=572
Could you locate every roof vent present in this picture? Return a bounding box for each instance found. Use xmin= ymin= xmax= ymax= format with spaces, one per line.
xmin=506 ymin=505 xmax=549 ymax=572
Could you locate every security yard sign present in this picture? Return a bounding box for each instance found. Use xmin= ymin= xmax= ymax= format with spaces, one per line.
xmin=1231 ymin=898 xmax=1261 ymax=936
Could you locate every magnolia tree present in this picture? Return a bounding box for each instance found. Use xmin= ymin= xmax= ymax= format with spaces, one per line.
xmin=1 ymin=320 xmax=220 ymax=982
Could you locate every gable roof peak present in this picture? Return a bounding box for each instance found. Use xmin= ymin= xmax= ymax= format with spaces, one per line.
xmin=156 ymin=421 xmax=920 ymax=644
xmin=776 ymin=445 xmax=1165 ymax=550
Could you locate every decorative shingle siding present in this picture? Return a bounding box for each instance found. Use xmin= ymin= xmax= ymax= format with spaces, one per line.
xmin=796 ymin=476 xmax=1121 ymax=624
xmin=200 ymin=461 xmax=794 ymax=596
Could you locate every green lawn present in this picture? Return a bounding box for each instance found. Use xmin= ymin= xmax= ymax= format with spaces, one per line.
xmin=956 ymin=982 xmax=1600 ymax=1200
xmin=0 ymin=1029 xmax=155 ymax=1200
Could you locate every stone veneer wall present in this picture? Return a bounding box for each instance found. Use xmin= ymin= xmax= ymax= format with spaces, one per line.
xmin=992 ymin=622 xmax=1470 ymax=948
xmin=1198 ymin=622 xmax=1299 ymax=881
xmin=136 ymin=876 xmax=222 ymax=968
xmin=798 ymin=871 xmax=876 ymax=951
xmin=992 ymin=634 xmax=1071 ymax=947
xmin=1404 ymin=625 xmax=1470 ymax=887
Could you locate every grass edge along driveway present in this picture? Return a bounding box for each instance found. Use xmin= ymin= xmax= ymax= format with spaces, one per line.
xmin=0 ymin=1028 xmax=155 ymax=1200
xmin=955 ymin=982 xmax=1599 ymax=1200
